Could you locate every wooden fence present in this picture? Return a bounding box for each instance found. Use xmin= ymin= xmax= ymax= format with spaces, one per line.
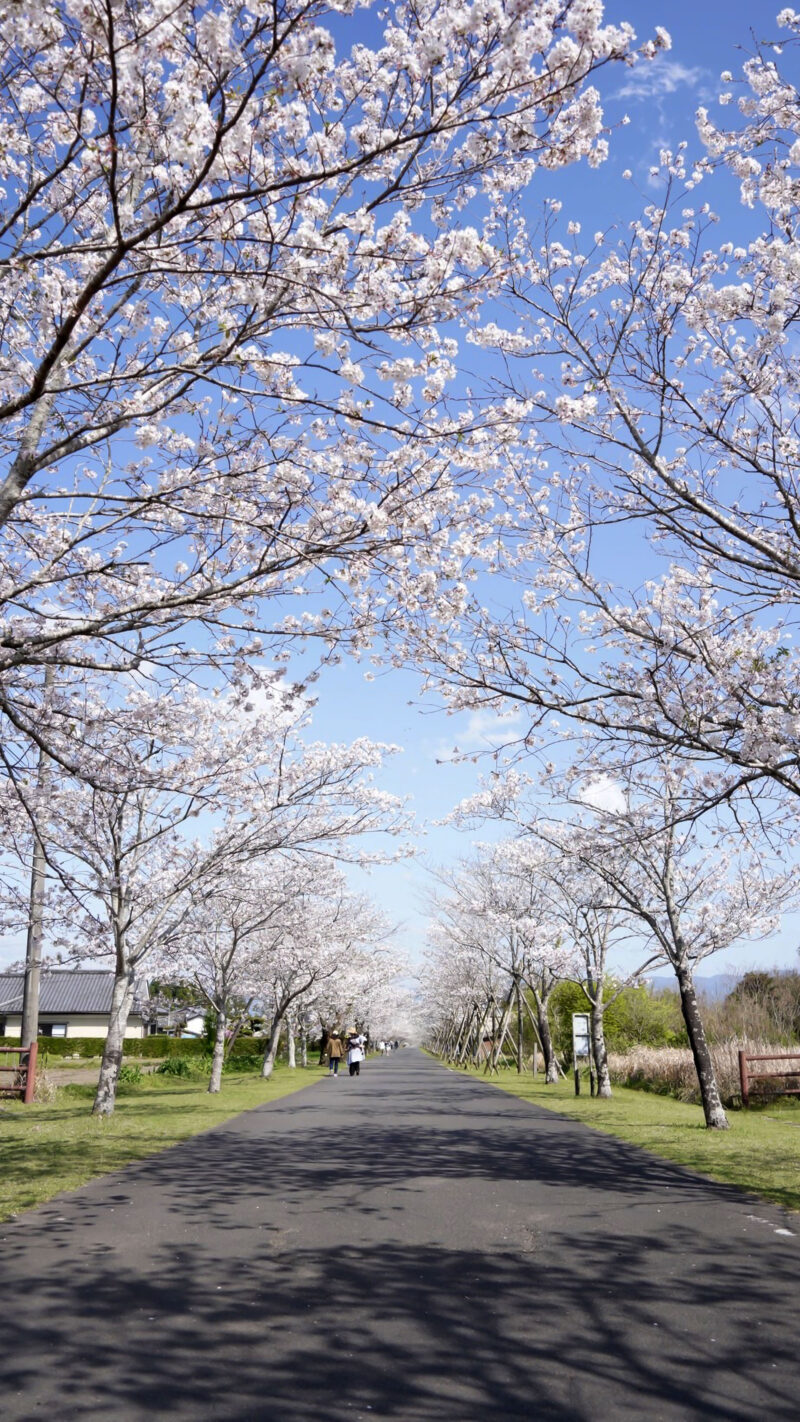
xmin=0 ymin=1042 xmax=38 ymax=1103
xmin=738 ymin=1049 xmax=800 ymax=1106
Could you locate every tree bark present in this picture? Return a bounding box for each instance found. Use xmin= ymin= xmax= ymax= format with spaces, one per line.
xmin=287 ymin=1018 xmax=296 ymax=1069
xmin=261 ymin=1013 xmax=283 ymax=1079
xmin=20 ymin=666 xmax=54 ymax=1049
xmin=590 ymin=995 xmax=612 ymax=1098
xmin=20 ymin=826 xmax=47 ymax=1049
xmin=489 ymin=993 xmax=514 ymax=1073
xmin=208 ymin=1008 xmax=227 ymax=1093
xmin=299 ymin=1023 xmax=308 ymax=1068
xmin=454 ymin=1007 xmax=475 ymax=1064
xmin=675 ymin=964 xmax=729 ymax=1129
xmin=93 ymin=967 xmax=136 ymax=1116
xmin=537 ymin=1000 xmax=558 ymax=1083
xmin=472 ymin=1006 xmax=489 ymax=1065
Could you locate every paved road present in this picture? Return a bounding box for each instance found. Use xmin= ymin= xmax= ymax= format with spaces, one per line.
xmin=2 ymin=1051 xmax=798 ymax=1420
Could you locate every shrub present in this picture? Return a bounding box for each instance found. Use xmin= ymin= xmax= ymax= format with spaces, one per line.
xmin=34 ymin=1034 xmax=209 ymax=1060
xmin=549 ymin=980 xmax=686 ymax=1059
xmin=118 ymin=1063 xmax=144 ymax=1085
xmin=32 ymin=1032 xmax=266 ymax=1064
xmin=125 ymin=1035 xmax=209 ymax=1058
xmin=229 ymin=1053 xmax=264 ymax=1074
xmin=155 ymin=1056 xmax=203 ymax=1078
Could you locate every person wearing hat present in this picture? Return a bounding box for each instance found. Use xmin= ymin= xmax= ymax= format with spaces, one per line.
xmin=327 ymin=1030 xmax=344 ymax=1077
xmin=346 ymin=1028 xmax=366 ymax=1077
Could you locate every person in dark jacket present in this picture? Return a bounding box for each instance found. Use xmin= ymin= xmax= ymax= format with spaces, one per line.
xmin=327 ymin=1031 xmax=344 ymax=1076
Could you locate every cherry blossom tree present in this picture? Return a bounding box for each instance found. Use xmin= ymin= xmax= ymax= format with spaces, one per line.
xmin=428 ymin=838 xmax=576 ymax=1077
xmin=442 ymin=708 xmax=800 ymax=1126
xmin=0 ymin=0 xmax=660 ymax=753
xmin=399 ymin=17 xmax=800 ymax=787
xmin=535 ymin=851 xmax=641 ymax=1099
xmin=164 ymin=852 xmax=389 ymax=1090
xmin=0 ymin=674 xmax=407 ymax=1112
xmin=422 ymin=930 xmax=504 ymax=1066
xmin=507 ymin=757 xmax=797 ymax=1127
xmin=163 ymin=857 xmax=297 ymax=1094
xmin=304 ymin=936 xmax=406 ymax=1053
xmin=255 ymin=886 xmax=389 ymax=1079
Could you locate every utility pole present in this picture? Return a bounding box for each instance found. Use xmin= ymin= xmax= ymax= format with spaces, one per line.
xmin=20 ymin=666 xmax=53 ymax=1049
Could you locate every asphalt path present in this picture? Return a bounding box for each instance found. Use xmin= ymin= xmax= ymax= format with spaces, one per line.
xmin=2 ymin=1050 xmax=798 ymax=1421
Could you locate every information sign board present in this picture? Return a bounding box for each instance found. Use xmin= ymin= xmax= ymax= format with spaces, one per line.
xmin=572 ymin=1012 xmax=591 ymax=1058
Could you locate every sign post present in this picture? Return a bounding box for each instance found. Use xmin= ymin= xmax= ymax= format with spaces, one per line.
xmin=572 ymin=1012 xmax=591 ymax=1097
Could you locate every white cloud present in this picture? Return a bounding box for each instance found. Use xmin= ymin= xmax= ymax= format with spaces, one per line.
xmin=428 ymin=705 xmax=528 ymax=764
xmin=579 ymin=774 xmax=627 ymax=815
xmin=615 ymin=57 xmax=706 ymax=101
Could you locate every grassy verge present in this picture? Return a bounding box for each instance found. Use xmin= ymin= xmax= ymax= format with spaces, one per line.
xmin=0 ymin=1064 xmax=322 ymax=1222
xmin=446 ymin=1062 xmax=800 ymax=1214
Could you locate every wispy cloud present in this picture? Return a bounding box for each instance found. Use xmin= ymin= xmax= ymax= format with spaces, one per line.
xmin=430 ymin=705 xmax=528 ymax=762
xmin=461 ymin=706 xmax=527 ymax=747
xmin=615 ymin=56 xmax=707 ymax=102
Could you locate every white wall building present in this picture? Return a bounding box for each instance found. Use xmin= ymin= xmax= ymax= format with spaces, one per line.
xmin=0 ymin=971 xmax=149 ymax=1040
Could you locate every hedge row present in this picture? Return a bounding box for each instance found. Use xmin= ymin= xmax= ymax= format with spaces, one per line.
xmin=33 ymin=1034 xmax=269 ymax=1060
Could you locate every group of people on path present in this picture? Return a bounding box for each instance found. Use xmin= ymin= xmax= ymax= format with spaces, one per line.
xmin=326 ymin=1030 xmax=366 ymax=1078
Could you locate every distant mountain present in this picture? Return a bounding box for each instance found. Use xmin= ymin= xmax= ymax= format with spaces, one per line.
xmin=647 ymin=973 xmax=740 ymax=1002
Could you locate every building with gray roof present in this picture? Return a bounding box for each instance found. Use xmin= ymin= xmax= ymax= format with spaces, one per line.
xmin=0 ymin=970 xmax=149 ymax=1040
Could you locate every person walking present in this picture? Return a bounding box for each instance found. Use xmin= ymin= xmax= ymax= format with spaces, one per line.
xmin=346 ymin=1029 xmax=366 ymax=1078
xmin=327 ymin=1031 xmax=344 ymax=1077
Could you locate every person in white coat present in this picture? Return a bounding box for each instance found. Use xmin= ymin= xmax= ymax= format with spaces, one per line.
xmin=346 ymin=1030 xmax=366 ymax=1077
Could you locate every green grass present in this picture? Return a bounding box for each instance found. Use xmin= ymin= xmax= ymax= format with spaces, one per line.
xmin=448 ymin=1063 xmax=800 ymax=1214
xmin=0 ymin=1064 xmax=322 ymax=1221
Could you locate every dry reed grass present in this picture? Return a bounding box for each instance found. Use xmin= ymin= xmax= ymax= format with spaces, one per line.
xmin=32 ymin=1068 xmax=58 ymax=1104
xmin=608 ymin=1040 xmax=800 ymax=1105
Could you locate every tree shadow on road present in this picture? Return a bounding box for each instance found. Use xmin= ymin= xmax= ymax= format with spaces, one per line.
xmin=2 ymin=1059 xmax=798 ymax=1419
xmin=2 ymin=1227 xmax=796 ymax=1422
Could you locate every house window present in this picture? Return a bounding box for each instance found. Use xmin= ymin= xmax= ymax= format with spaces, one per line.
xmin=0 ymin=1018 xmax=6 ymax=1037
xmin=39 ymin=1023 xmax=68 ymax=1038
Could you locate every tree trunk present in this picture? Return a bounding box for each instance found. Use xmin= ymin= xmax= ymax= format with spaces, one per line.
xmin=20 ymin=824 xmax=46 ymax=1049
xmin=590 ymin=997 xmax=612 ymax=1098
xmin=261 ymin=1013 xmax=283 ymax=1079
xmin=472 ymin=1006 xmax=489 ymax=1065
xmin=454 ymin=1007 xmax=475 ymax=1064
xmin=299 ymin=1024 xmax=308 ymax=1068
xmin=287 ymin=1018 xmax=296 ymax=1069
xmin=93 ymin=967 xmax=136 ymax=1116
xmin=537 ymin=1000 xmax=558 ymax=1084
xmin=489 ymin=993 xmax=514 ymax=1073
xmin=676 ymin=964 xmax=729 ymax=1129
xmin=208 ymin=1008 xmax=226 ymax=1094
xmin=21 ymin=670 xmax=54 ymax=1049
xmin=515 ymin=980 xmax=524 ymax=1074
